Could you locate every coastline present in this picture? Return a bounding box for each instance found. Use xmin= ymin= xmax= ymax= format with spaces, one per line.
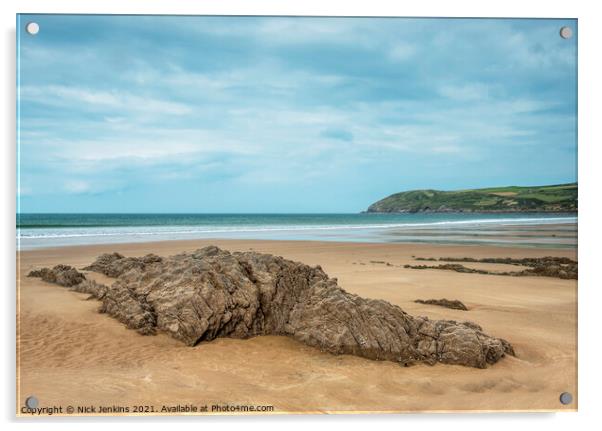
xmin=17 ymin=238 xmax=577 ymax=413
xmin=16 ymin=213 xmax=577 ymax=250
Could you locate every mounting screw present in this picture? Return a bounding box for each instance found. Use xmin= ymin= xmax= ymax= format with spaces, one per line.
xmin=559 ymin=392 xmax=573 ymax=405
xmin=559 ymin=26 xmax=573 ymax=39
xmin=25 ymin=396 xmax=39 ymax=409
xmin=26 ymin=22 xmax=40 ymax=35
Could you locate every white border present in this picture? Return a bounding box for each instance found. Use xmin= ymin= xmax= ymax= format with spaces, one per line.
xmin=2 ymin=1 xmax=601 ymax=430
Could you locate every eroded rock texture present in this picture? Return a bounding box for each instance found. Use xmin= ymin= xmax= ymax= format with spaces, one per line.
xmin=28 ymin=246 xmax=514 ymax=368
xmin=27 ymin=264 xmax=86 ymax=287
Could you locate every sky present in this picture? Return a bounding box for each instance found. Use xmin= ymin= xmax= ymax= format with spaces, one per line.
xmin=17 ymin=15 xmax=577 ymax=213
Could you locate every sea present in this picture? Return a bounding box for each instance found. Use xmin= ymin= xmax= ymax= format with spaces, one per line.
xmin=16 ymin=213 xmax=577 ymax=250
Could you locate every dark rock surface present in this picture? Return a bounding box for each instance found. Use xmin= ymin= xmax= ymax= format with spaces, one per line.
xmin=415 ymin=299 xmax=469 ymax=311
xmin=28 ymin=246 xmax=514 ymax=368
xmin=406 ymin=256 xmax=577 ymax=280
xmin=405 ymin=263 xmax=492 ymax=275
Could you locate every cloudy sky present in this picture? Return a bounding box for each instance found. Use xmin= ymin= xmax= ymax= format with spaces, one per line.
xmin=17 ymin=15 xmax=577 ymax=213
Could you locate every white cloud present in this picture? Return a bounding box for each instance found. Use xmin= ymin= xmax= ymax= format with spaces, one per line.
xmin=388 ymin=43 xmax=416 ymax=62
xmin=439 ymin=83 xmax=491 ymax=101
xmin=63 ymin=180 xmax=91 ymax=194
xmin=20 ymin=85 xmax=192 ymax=116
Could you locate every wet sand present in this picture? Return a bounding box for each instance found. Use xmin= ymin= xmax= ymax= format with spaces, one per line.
xmin=17 ymin=239 xmax=577 ymax=414
xmin=382 ymin=222 xmax=577 ymax=248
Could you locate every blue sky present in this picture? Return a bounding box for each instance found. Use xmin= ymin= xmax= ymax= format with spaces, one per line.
xmin=17 ymin=16 xmax=577 ymax=213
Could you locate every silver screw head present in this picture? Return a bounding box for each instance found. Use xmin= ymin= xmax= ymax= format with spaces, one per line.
xmin=26 ymin=22 xmax=39 ymax=35
xmin=25 ymin=396 xmax=39 ymax=409
xmin=559 ymin=392 xmax=573 ymax=405
xmin=559 ymin=26 xmax=573 ymax=39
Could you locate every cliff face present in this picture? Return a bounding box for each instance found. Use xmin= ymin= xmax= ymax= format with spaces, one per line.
xmin=29 ymin=246 xmax=514 ymax=369
xmin=366 ymin=183 xmax=577 ymax=213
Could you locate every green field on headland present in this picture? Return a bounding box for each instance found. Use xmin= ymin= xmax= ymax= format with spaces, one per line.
xmin=366 ymin=183 xmax=577 ymax=213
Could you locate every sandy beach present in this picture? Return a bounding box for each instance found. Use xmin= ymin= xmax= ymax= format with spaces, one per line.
xmin=16 ymin=238 xmax=577 ymax=414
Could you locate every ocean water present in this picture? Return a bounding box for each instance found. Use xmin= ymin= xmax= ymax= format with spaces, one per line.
xmin=16 ymin=213 xmax=577 ymax=250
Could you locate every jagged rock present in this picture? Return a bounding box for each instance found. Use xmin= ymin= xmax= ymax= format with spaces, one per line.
xmin=82 ymin=252 xmax=162 ymax=278
xmin=415 ymin=299 xmax=468 ymax=311
xmin=28 ymin=264 xmax=86 ymax=287
xmin=29 ymin=246 xmax=514 ymax=368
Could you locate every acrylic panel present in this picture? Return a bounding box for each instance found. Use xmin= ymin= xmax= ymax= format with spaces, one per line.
xmin=16 ymin=15 xmax=578 ymax=416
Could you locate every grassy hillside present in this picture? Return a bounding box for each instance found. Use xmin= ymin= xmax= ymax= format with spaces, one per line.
xmin=366 ymin=183 xmax=577 ymax=213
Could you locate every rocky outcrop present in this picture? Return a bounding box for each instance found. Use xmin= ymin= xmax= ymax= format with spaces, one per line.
xmin=27 ymin=264 xmax=86 ymax=287
xmin=28 ymin=246 xmax=514 ymax=368
xmin=406 ymin=256 xmax=577 ymax=280
xmin=415 ymin=299 xmax=468 ymax=311
xmin=82 ymin=252 xmax=163 ymax=278
xmin=405 ymin=263 xmax=492 ymax=275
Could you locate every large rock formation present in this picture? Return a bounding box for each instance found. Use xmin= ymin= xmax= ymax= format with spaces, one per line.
xmin=28 ymin=246 xmax=514 ymax=368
